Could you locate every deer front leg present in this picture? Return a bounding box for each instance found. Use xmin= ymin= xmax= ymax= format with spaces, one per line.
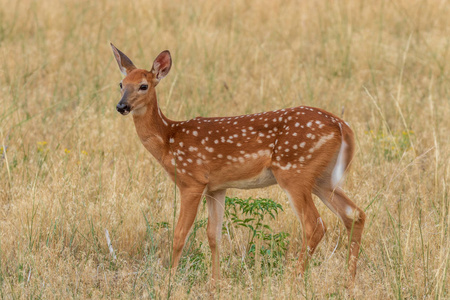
xmin=171 ymin=185 xmax=205 ymax=275
xmin=205 ymin=189 xmax=226 ymax=281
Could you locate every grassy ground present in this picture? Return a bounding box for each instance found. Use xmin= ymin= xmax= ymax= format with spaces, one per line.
xmin=1 ymin=0 xmax=449 ymax=298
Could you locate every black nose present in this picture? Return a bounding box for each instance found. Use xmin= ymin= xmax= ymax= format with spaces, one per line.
xmin=116 ymin=102 xmax=130 ymax=114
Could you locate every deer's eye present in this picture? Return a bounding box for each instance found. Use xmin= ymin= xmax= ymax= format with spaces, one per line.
xmin=139 ymin=84 xmax=148 ymax=91
xmin=119 ymin=82 xmax=122 ymax=89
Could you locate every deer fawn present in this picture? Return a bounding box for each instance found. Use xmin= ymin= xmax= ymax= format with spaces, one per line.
xmin=110 ymin=43 xmax=366 ymax=282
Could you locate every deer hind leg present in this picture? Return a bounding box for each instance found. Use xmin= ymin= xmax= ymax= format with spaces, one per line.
xmin=171 ymin=185 xmax=205 ymax=274
xmin=276 ymin=175 xmax=327 ymax=276
xmin=314 ymin=184 xmax=365 ymax=279
xmin=205 ymin=189 xmax=226 ymax=281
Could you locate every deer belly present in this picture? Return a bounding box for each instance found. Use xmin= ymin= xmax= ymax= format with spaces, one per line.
xmin=214 ymin=168 xmax=277 ymax=190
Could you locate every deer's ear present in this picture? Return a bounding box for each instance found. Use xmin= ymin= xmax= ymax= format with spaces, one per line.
xmin=110 ymin=43 xmax=136 ymax=76
xmin=151 ymin=50 xmax=172 ymax=84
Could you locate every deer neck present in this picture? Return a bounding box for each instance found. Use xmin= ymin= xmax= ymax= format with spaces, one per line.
xmin=132 ymin=91 xmax=171 ymax=162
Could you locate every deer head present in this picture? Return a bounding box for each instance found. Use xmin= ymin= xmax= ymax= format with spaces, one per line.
xmin=110 ymin=43 xmax=172 ymax=115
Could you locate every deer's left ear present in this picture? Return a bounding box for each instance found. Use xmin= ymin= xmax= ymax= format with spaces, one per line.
xmin=151 ymin=50 xmax=172 ymax=84
xmin=110 ymin=43 xmax=136 ymax=76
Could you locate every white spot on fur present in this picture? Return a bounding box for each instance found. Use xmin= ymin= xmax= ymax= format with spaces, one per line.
xmin=279 ymin=162 xmax=292 ymax=170
xmin=310 ymin=133 xmax=334 ymax=153
xmin=258 ymin=150 xmax=270 ymax=157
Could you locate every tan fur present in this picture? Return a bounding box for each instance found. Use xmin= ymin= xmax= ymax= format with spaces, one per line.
xmin=111 ymin=44 xmax=365 ymax=283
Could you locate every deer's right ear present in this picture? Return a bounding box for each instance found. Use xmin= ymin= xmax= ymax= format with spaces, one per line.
xmin=110 ymin=43 xmax=136 ymax=76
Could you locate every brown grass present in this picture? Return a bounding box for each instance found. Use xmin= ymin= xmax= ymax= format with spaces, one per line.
xmin=0 ymin=0 xmax=449 ymax=298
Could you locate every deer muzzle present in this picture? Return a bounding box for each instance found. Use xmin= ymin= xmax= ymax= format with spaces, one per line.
xmin=116 ymin=91 xmax=131 ymax=115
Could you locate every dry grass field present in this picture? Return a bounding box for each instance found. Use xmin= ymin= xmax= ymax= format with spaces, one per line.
xmin=1 ymin=0 xmax=449 ymax=298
